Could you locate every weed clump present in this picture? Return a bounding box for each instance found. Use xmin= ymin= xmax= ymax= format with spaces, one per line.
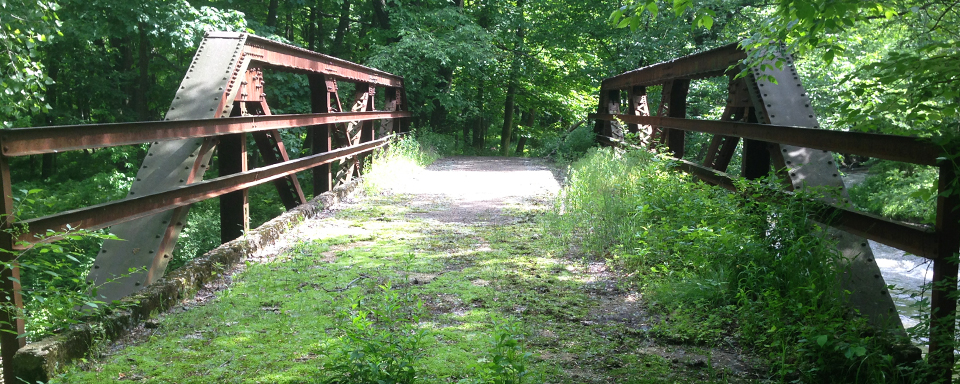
xmin=547 ymin=147 xmax=925 ymax=383
xmin=323 ymin=282 xmax=428 ymax=384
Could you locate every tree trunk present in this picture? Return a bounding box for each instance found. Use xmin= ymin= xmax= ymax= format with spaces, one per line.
xmin=266 ymin=0 xmax=280 ymax=28
xmin=111 ymin=36 xmax=134 ymax=114
xmin=333 ymin=0 xmax=351 ymax=57
xmin=41 ymin=153 xmax=57 ymax=179
xmin=515 ymin=135 xmax=527 ymax=155
xmin=500 ymin=81 xmax=518 ymax=156
xmin=499 ymin=0 xmax=524 ymax=156
xmin=430 ymin=67 xmax=453 ymax=132
xmin=473 ymin=78 xmax=485 ymax=150
xmin=306 ymin=6 xmax=317 ymax=51
xmin=286 ymin=13 xmax=294 ymax=40
xmin=136 ymin=23 xmax=151 ymax=120
xmin=371 ymin=0 xmax=390 ymax=30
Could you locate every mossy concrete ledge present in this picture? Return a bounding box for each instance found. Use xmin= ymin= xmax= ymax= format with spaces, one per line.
xmin=9 ymin=179 xmax=361 ymax=382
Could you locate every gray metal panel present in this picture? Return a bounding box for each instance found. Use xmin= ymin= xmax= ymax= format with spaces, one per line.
xmin=88 ymin=34 xmax=247 ymax=303
xmin=745 ymin=50 xmax=903 ymax=331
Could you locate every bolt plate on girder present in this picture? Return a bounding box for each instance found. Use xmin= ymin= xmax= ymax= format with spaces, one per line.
xmin=745 ymin=49 xmax=903 ymax=332
xmin=88 ymin=34 xmax=248 ymax=303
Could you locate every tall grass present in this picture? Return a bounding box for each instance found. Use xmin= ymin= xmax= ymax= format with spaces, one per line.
xmin=547 ymin=147 xmax=925 ymax=383
xmin=362 ymin=135 xmax=440 ymax=194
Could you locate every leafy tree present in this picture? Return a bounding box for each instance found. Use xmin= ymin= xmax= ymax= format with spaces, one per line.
xmin=1 ymin=0 xmax=60 ymax=128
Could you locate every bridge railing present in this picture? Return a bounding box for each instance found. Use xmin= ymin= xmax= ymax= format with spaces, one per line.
xmin=591 ymin=43 xmax=960 ymax=382
xmin=0 ymin=32 xmax=410 ymax=382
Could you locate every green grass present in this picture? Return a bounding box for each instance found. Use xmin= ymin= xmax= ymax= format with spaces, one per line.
xmin=546 ymin=148 xmax=928 ymax=383
xmin=53 ymin=143 xmax=757 ymax=384
xmin=847 ymin=160 xmax=937 ymax=224
xmin=57 ymin=193 xmax=742 ymax=383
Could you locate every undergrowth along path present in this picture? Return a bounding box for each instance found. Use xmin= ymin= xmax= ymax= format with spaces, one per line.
xmin=60 ymin=156 xmax=762 ymax=383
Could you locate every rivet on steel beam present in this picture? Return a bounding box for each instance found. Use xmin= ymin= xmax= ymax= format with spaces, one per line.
xmin=149 ymin=250 xmax=154 ymax=254
xmin=177 ymin=222 xmax=183 ymax=226
xmin=180 ymin=179 xmax=185 ymax=182
xmin=135 ymin=282 xmax=141 ymax=286
xmin=164 ymin=254 xmax=170 ymax=259
xmin=142 ymin=165 xmax=148 ymax=169
xmin=156 ymin=234 xmax=161 ymax=239
xmin=101 ymin=249 xmax=107 ymax=253
xmin=94 ymin=265 xmax=100 ymax=269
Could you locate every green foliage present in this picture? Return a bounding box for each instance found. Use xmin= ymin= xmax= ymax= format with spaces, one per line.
xmin=412 ymin=128 xmax=458 ymax=158
xmin=1 ymin=190 xmax=130 ymax=340
xmin=548 ymin=148 xmax=922 ymax=383
xmin=611 ymin=0 xmax=959 ymax=139
xmin=0 ymin=0 xmax=60 ymax=128
xmin=848 ymin=161 xmax=937 ymax=224
xmin=548 ymin=122 xmax=595 ymax=162
xmin=323 ymin=282 xmax=428 ymax=384
xmin=458 ymin=318 xmax=533 ymax=384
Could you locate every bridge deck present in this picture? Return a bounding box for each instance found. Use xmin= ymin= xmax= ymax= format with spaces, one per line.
xmin=55 ymin=157 xmax=762 ymax=383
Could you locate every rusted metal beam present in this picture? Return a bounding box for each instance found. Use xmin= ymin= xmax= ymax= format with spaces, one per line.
xmin=670 ymin=157 xmax=940 ymax=259
xmin=12 ymin=137 xmax=392 ymax=248
xmin=597 ymin=136 xmax=942 ymax=260
xmin=219 ymin=133 xmax=249 ymax=244
xmin=236 ymin=33 xmax=403 ymax=87
xmin=0 ymin=152 xmax=25 ymax=384
xmin=590 ymin=114 xmax=941 ymax=166
xmin=308 ymin=74 xmax=334 ymax=196
xmin=1 ymin=111 xmax=410 ymax=157
xmin=601 ymin=43 xmax=746 ymax=90
xmin=928 ymin=163 xmax=960 ymax=383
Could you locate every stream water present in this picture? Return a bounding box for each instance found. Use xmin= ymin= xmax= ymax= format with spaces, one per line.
xmin=871 ymin=240 xmax=931 ymax=329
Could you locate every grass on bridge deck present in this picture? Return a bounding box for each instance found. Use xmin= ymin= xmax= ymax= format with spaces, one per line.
xmin=55 ymin=156 xmax=760 ymax=384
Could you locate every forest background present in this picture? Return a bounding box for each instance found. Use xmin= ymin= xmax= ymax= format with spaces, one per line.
xmin=1 ymin=0 xmax=958 ymax=339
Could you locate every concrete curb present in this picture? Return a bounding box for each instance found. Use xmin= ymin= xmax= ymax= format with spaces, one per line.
xmin=9 ymin=179 xmax=361 ymax=382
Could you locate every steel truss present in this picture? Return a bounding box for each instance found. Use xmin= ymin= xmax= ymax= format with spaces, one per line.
xmin=592 ymin=43 xmax=960 ymax=382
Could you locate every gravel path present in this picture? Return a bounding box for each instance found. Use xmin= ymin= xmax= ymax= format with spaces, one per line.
xmin=386 ymin=156 xmax=563 ymax=224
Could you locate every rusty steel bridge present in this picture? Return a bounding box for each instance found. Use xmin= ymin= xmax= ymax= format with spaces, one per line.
xmin=2 ymin=33 xmax=960 ymax=383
